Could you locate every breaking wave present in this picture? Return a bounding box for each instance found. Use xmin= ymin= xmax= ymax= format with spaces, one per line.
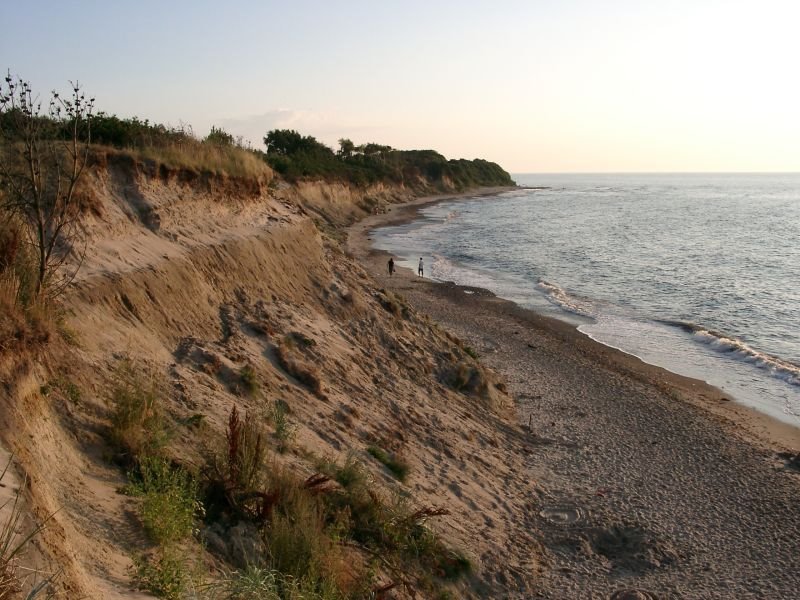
xmin=659 ymin=320 xmax=800 ymax=386
xmin=536 ymin=280 xmax=593 ymax=317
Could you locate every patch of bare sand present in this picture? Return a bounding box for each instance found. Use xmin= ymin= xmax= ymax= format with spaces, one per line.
xmin=349 ymin=193 xmax=800 ymax=599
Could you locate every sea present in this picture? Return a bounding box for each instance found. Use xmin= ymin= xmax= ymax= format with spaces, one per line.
xmin=371 ymin=173 xmax=800 ymax=428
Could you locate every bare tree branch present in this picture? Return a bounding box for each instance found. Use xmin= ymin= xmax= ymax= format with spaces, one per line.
xmin=0 ymin=72 xmax=94 ymax=297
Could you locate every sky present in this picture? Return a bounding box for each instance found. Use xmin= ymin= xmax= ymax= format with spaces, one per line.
xmin=2 ymin=0 xmax=800 ymax=172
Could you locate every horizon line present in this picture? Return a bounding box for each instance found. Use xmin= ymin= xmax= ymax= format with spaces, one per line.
xmin=511 ymin=171 xmax=800 ymax=175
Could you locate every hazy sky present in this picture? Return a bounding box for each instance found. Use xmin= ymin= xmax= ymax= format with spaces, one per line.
xmin=3 ymin=0 xmax=799 ymax=172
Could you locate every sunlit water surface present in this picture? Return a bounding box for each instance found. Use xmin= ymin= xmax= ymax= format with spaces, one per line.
xmin=372 ymin=173 xmax=800 ymax=426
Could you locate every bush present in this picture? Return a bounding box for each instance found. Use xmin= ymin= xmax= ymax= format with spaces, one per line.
xmin=332 ymin=453 xmax=367 ymax=490
xmin=260 ymin=468 xmax=352 ymax=598
xmin=127 ymin=456 xmax=200 ymax=546
xmin=213 ymin=565 xmax=346 ymax=600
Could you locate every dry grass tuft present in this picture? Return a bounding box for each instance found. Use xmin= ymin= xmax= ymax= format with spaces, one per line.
xmin=96 ymin=141 xmax=273 ymax=183
xmin=367 ymin=446 xmax=410 ymax=482
xmin=375 ymin=289 xmax=409 ymax=318
xmin=0 ymin=460 xmax=57 ymax=600
xmin=274 ymin=341 xmax=323 ymax=396
xmin=0 ymin=213 xmax=51 ymax=351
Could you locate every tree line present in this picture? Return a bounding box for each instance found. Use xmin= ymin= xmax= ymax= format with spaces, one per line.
xmin=1 ymin=73 xmax=513 ymax=303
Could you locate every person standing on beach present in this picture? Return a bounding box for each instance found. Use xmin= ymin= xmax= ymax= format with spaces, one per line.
xmin=418 ymin=257 xmax=424 ymax=277
xmin=387 ymin=257 xmax=395 ymax=276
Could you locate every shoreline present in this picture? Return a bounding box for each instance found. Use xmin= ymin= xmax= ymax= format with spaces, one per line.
xmin=348 ymin=186 xmax=800 ymax=596
xmin=349 ymin=187 xmax=800 ymax=453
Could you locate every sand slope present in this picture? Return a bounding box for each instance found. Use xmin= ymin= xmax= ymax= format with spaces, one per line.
xmin=0 ymin=163 xmax=539 ymax=599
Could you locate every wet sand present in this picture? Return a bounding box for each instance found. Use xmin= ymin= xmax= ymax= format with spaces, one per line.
xmin=348 ymin=191 xmax=800 ymax=598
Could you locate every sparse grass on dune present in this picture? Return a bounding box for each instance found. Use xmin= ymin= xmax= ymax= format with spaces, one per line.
xmin=134 ymin=141 xmax=273 ymax=181
xmin=366 ymin=445 xmax=410 ymax=482
xmin=192 ymin=410 xmax=469 ymax=598
xmin=0 ymin=217 xmax=53 ymax=354
xmin=274 ymin=340 xmax=324 ymax=397
xmin=93 ymin=141 xmax=273 ymax=183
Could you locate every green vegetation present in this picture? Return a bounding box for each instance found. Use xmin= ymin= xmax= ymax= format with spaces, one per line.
xmin=134 ymin=548 xmax=194 ymax=600
xmin=366 ymin=446 xmax=410 ymax=482
xmin=269 ymin=400 xmax=296 ymax=453
xmin=108 ymin=359 xmax=168 ymax=464
xmin=209 ymin=405 xmax=268 ymax=517
xmin=211 ymin=565 xmax=349 ymax=600
xmin=464 ymin=346 xmax=479 ymax=360
xmin=196 ymin=411 xmax=468 ymax=598
xmin=126 ymin=456 xmax=200 ymax=546
xmin=264 ymin=129 xmax=514 ymax=189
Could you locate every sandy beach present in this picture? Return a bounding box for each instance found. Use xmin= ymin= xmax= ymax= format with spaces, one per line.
xmin=348 ymin=190 xmax=800 ymax=598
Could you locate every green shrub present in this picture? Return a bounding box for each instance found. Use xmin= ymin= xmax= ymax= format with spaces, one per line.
xmin=262 ymin=128 xmax=514 ymax=190
xmin=108 ymin=359 xmax=168 ymax=463
xmin=366 ymin=446 xmax=409 ymax=482
xmin=127 ymin=456 xmax=200 ymax=546
xmin=332 ymin=453 xmax=367 ymax=490
xmin=269 ymin=400 xmax=295 ymax=453
xmin=325 ymin=480 xmax=467 ymax=587
xmin=134 ymin=548 xmax=192 ymax=600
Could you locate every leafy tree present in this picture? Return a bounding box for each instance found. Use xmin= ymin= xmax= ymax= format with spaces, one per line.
xmin=264 ymin=129 xmax=304 ymax=156
xmin=337 ymin=137 xmax=355 ymax=157
xmin=264 ymin=129 xmax=334 ymax=157
xmin=0 ymin=73 xmax=94 ymax=296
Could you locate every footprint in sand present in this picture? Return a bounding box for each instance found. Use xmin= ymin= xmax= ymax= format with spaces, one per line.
xmin=538 ymin=504 xmax=588 ymax=527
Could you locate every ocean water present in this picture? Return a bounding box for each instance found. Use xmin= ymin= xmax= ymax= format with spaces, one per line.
xmin=371 ymin=173 xmax=800 ymax=427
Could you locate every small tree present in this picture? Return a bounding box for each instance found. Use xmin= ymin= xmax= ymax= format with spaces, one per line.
xmin=337 ymin=137 xmax=355 ymax=158
xmin=0 ymin=73 xmax=94 ymax=297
